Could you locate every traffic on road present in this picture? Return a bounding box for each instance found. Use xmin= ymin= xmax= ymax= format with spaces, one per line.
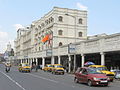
xmin=0 ymin=63 xmax=120 ymax=90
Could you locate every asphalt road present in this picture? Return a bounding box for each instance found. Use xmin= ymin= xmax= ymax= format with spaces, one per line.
xmin=0 ymin=64 xmax=120 ymax=90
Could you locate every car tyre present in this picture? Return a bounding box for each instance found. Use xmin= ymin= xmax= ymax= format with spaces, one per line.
xmin=74 ymin=77 xmax=79 ymax=83
xmin=87 ymin=80 xmax=92 ymax=86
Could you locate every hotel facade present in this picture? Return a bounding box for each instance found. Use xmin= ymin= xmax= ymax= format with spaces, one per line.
xmin=14 ymin=7 xmax=120 ymax=72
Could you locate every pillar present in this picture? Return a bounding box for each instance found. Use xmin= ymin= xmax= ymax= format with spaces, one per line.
xmin=30 ymin=58 xmax=32 ymax=67
xmin=68 ymin=55 xmax=71 ymax=73
xmin=58 ymin=56 xmax=61 ymax=64
xmin=42 ymin=57 xmax=45 ymax=69
xmin=51 ymin=56 xmax=54 ymax=64
xmin=73 ymin=54 xmax=76 ymax=72
xmin=20 ymin=59 xmax=22 ymax=64
xmin=36 ymin=58 xmax=38 ymax=65
xmin=81 ymin=54 xmax=85 ymax=67
xmin=100 ymin=52 xmax=105 ymax=65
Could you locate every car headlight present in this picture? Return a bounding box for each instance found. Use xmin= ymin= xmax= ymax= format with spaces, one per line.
xmin=93 ymin=77 xmax=100 ymax=81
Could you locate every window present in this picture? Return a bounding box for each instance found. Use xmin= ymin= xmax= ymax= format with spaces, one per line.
xmin=50 ymin=17 xmax=54 ymax=22
xmin=59 ymin=42 xmax=62 ymax=46
xmin=82 ymin=69 xmax=88 ymax=74
xmin=78 ymin=18 xmax=83 ymax=24
xmin=48 ymin=18 xmax=51 ymax=23
xmin=41 ymin=23 xmax=45 ymax=27
xmin=78 ymin=32 xmax=82 ymax=37
xmin=58 ymin=30 xmax=63 ymax=35
xmin=38 ymin=25 xmax=41 ymax=29
xmin=45 ymin=20 xmax=49 ymax=25
xmin=58 ymin=16 xmax=63 ymax=22
xmin=35 ymin=28 xmax=38 ymax=30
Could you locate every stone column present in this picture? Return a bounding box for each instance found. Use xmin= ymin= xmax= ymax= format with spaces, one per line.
xmin=100 ymin=52 xmax=105 ymax=65
xmin=35 ymin=58 xmax=38 ymax=65
xmin=68 ymin=55 xmax=71 ymax=73
xmin=51 ymin=56 xmax=54 ymax=64
xmin=20 ymin=59 xmax=22 ymax=64
xmin=30 ymin=58 xmax=32 ymax=67
xmin=81 ymin=54 xmax=85 ymax=67
xmin=33 ymin=58 xmax=35 ymax=62
xmin=25 ymin=59 xmax=27 ymax=63
xmin=42 ymin=57 xmax=45 ymax=69
xmin=58 ymin=56 xmax=61 ymax=64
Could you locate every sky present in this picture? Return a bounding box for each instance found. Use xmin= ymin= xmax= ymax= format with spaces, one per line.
xmin=0 ymin=0 xmax=120 ymax=53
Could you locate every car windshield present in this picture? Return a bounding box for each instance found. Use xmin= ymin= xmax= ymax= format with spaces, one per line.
xmin=22 ymin=64 xmax=29 ymax=67
xmin=48 ymin=65 xmax=53 ymax=67
xmin=55 ymin=65 xmax=63 ymax=68
xmin=88 ymin=68 xmax=103 ymax=74
xmin=95 ymin=67 xmax=108 ymax=71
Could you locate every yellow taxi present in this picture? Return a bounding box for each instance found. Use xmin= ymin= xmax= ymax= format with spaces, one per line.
xmin=42 ymin=64 xmax=53 ymax=72
xmin=51 ymin=64 xmax=64 ymax=75
xmin=18 ymin=63 xmax=31 ymax=73
xmin=89 ymin=65 xmax=115 ymax=82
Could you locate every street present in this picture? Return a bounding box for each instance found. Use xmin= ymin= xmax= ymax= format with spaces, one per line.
xmin=0 ymin=64 xmax=120 ymax=90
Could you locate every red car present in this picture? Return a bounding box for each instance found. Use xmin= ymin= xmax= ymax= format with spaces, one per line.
xmin=74 ymin=67 xmax=110 ymax=86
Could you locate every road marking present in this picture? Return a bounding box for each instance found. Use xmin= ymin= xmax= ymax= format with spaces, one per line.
xmin=0 ymin=70 xmax=26 ymax=90
xmin=28 ymin=73 xmax=79 ymax=88
xmin=28 ymin=73 xmax=59 ymax=83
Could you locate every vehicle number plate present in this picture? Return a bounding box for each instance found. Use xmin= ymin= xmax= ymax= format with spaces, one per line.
xmin=101 ymin=81 xmax=107 ymax=83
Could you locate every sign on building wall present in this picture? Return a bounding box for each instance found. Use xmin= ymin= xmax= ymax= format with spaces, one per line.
xmin=46 ymin=49 xmax=52 ymax=56
xmin=24 ymin=56 xmax=28 ymax=59
xmin=68 ymin=43 xmax=76 ymax=54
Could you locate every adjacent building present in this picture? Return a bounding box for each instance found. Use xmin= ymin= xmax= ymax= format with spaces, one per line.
xmin=4 ymin=42 xmax=14 ymax=63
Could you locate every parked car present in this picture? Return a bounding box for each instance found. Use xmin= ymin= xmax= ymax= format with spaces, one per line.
xmin=51 ymin=64 xmax=64 ymax=75
xmin=74 ymin=67 xmax=110 ymax=86
xmin=89 ymin=65 xmax=115 ymax=82
xmin=111 ymin=70 xmax=120 ymax=80
xmin=43 ymin=64 xmax=53 ymax=72
xmin=18 ymin=63 xmax=31 ymax=73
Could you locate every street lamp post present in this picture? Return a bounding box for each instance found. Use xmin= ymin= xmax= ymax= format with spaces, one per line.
xmin=65 ymin=13 xmax=76 ymax=72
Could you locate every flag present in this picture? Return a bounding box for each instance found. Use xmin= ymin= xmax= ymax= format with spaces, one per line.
xmin=41 ymin=35 xmax=49 ymax=43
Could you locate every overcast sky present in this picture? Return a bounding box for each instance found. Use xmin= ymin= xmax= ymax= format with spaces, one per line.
xmin=0 ymin=0 xmax=120 ymax=53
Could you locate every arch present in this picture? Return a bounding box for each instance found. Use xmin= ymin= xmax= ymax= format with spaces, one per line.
xmin=59 ymin=42 xmax=63 ymax=46
xmin=79 ymin=32 xmax=82 ymax=37
xmin=58 ymin=16 xmax=63 ymax=22
xmin=78 ymin=18 xmax=83 ymax=24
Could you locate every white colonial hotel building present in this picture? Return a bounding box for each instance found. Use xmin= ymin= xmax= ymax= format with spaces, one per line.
xmin=14 ymin=7 xmax=120 ymax=72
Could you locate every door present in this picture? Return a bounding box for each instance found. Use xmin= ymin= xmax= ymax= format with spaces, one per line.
xmin=80 ymin=68 xmax=88 ymax=83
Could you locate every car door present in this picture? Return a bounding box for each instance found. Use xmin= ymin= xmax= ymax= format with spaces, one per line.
xmin=75 ymin=68 xmax=83 ymax=82
xmin=81 ymin=68 xmax=88 ymax=83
